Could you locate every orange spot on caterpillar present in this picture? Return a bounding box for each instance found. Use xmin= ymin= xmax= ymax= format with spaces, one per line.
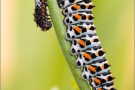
xmin=86 ymin=15 xmax=89 ymax=19
xmin=74 ymin=26 xmax=81 ymax=33
xmin=101 ymin=65 xmax=104 ymax=69
xmin=78 ymin=39 xmax=85 ymax=46
xmin=83 ymin=52 xmax=91 ymax=60
xmin=73 ymin=4 xmax=80 ymax=10
xmin=94 ymin=78 xmax=101 ymax=84
xmin=86 ymin=5 xmax=89 ymax=8
xmin=105 ymin=78 xmax=108 ymax=81
xmin=74 ymin=13 xmax=81 ymax=20
xmin=95 ymin=51 xmax=99 ymax=56
xmin=88 ymin=66 xmax=96 ymax=72
xmin=98 ymin=88 xmax=102 ymax=90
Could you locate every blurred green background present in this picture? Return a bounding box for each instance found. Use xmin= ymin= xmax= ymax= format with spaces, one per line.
xmin=1 ymin=0 xmax=134 ymax=90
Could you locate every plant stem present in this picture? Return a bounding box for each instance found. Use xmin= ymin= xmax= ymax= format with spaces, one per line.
xmin=47 ymin=0 xmax=91 ymax=90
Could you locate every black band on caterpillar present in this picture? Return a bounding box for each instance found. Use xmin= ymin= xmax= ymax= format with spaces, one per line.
xmin=34 ymin=0 xmax=52 ymax=31
xmin=57 ymin=0 xmax=116 ymax=90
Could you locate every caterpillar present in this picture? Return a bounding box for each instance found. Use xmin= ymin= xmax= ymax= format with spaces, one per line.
xmin=34 ymin=0 xmax=52 ymax=31
xmin=57 ymin=0 xmax=116 ymax=90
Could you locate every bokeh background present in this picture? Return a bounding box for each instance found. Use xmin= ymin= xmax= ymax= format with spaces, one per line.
xmin=1 ymin=0 xmax=134 ymax=90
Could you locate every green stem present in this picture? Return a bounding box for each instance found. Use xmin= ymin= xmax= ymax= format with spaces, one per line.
xmin=47 ymin=0 xmax=91 ymax=90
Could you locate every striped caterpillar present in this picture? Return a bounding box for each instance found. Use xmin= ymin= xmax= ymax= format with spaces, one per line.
xmin=57 ymin=0 xmax=116 ymax=90
xmin=34 ymin=0 xmax=52 ymax=31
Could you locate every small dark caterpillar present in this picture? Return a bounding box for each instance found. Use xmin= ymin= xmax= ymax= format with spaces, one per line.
xmin=34 ymin=0 xmax=52 ymax=31
xmin=57 ymin=0 xmax=116 ymax=90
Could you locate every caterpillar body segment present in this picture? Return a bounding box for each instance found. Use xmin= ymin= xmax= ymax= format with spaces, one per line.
xmin=66 ymin=23 xmax=96 ymax=41
xmin=71 ymin=34 xmax=100 ymax=55
xmin=75 ymin=46 xmax=105 ymax=67
xmin=58 ymin=0 xmax=92 ymax=9
xmin=89 ymin=72 xmax=115 ymax=87
xmin=62 ymin=2 xmax=95 ymax=15
xmin=64 ymin=12 xmax=94 ymax=26
xmin=93 ymin=82 xmax=116 ymax=90
xmin=82 ymin=58 xmax=110 ymax=80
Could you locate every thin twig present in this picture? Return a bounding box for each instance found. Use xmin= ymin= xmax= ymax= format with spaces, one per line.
xmin=47 ymin=0 xmax=91 ymax=90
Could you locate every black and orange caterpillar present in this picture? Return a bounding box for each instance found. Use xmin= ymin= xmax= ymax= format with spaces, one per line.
xmin=34 ymin=0 xmax=52 ymax=31
xmin=57 ymin=0 xmax=116 ymax=90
